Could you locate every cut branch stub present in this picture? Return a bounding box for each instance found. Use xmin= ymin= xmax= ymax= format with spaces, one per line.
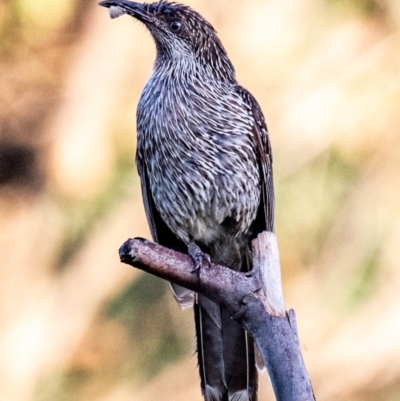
xmin=252 ymin=231 xmax=286 ymax=317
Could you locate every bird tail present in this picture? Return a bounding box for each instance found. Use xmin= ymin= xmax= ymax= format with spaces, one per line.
xmin=195 ymin=294 xmax=258 ymax=401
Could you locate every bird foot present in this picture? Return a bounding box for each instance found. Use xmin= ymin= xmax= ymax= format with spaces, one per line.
xmin=188 ymin=243 xmax=211 ymax=273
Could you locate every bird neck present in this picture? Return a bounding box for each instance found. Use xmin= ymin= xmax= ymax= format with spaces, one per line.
xmin=153 ymin=37 xmax=237 ymax=85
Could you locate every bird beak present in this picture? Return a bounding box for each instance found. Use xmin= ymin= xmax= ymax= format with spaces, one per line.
xmin=99 ymin=1 xmax=152 ymax=23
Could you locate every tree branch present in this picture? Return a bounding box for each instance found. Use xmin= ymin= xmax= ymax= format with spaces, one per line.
xmin=119 ymin=232 xmax=315 ymax=401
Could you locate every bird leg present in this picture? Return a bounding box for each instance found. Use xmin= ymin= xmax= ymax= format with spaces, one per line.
xmin=188 ymin=242 xmax=211 ymax=273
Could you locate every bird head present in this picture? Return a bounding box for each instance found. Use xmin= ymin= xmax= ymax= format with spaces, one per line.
xmin=99 ymin=1 xmax=235 ymax=81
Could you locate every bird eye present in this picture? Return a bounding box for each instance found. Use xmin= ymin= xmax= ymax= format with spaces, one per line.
xmin=169 ymin=20 xmax=181 ymax=32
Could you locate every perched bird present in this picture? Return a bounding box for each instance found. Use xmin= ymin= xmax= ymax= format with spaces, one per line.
xmin=99 ymin=2 xmax=274 ymax=400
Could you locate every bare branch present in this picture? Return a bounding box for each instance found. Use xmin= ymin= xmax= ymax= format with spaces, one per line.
xmin=119 ymin=232 xmax=315 ymax=401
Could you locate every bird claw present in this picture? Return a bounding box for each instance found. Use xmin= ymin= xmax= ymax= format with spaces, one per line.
xmin=188 ymin=243 xmax=211 ymax=273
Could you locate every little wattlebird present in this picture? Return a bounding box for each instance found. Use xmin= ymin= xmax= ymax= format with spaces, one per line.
xmin=99 ymin=2 xmax=274 ymax=400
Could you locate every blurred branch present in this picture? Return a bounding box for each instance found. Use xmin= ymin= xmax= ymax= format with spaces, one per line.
xmin=119 ymin=232 xmax=315 ymax=401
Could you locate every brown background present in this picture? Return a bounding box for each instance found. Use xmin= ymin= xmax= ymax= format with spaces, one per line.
xmin=1 ymin=0 xmax=399 ymax=400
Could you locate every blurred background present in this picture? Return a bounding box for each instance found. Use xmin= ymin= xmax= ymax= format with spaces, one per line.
xmin=1 ymin=0 xmax=400 ymax=399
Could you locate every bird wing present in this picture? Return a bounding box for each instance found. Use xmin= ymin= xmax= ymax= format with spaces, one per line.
xmin=237 ymin=86 xmax=275 ymax=234
xmin=136 ymin=156 xmax=195 ymax=308
xmin=237 ymin=86 xmax=275 ymax=373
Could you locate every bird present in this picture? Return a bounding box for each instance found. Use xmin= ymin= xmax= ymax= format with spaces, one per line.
xmin=99 ymin=2 xmax=274 ymax=400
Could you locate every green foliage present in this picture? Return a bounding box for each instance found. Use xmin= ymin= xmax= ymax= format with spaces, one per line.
xmin=104 ymin=275 xmax=188 ymax=380
xmin=35 ymin=370 xmax=95 ymax=401
xmin=324 ymin=0 xmax=386 ymax=17
xmin=54 ymin=155 xmax=136 ymax=271
xmin=276 ymin=147 xmax=361 ymax=268
xmin=346 ymin=244 xmax=381 ymax=307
